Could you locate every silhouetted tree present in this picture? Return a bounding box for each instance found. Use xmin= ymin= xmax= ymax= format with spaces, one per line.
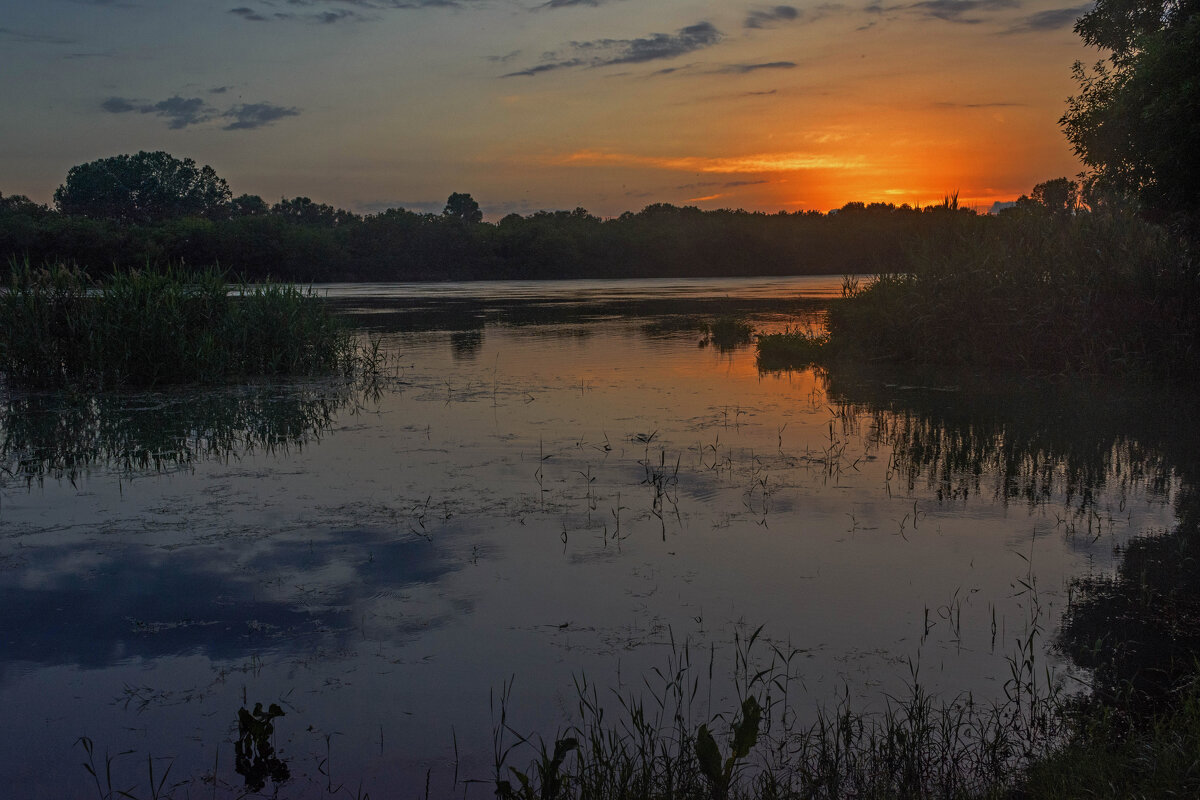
xmin=231 ymin=194 xmax=269 ymax=217
xmin=443 ymin=192 xmax=482 ymax=225
xmin=54 ymin=151 xmax=231 ymax=223
xmin=1031 ymin=178 xmax=1078 ymax=216
xmin=1062 ymin=0 xmax=1200 ymax=230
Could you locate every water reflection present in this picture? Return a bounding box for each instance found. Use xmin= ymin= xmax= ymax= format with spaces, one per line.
xmin=820 ymin=365 xmax=1190 ymax=517
xmin=2 ymin=295 xmax=1196 ymax=797
xmin=0 ymin=527 xmax=464 ymax=669
xmin=0 ymin=381 xmax=356 ymax=485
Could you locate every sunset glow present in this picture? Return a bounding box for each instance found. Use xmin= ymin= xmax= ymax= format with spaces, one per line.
xmin=2 ymin=0 xmax=1095 ymax=217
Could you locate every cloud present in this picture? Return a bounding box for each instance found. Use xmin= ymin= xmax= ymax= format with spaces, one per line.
xmin=0 ymin=26 xmax=76 ymax=45
xmin=101 ymin=95 xmax=215 ymax=128
xmin=229 ymin=7 xmax=269 ymax=21
xmin=503 ymin=21 xmax=722 ymax=77
xmin=229 ymin=0 xmax=480 ymax=22
xmin=719 ymin=61 xmax=797 ymax=74
xmin=867 ymin=0 xmax=1020 ymax=23
xmin=933 ymin=100 xmax=1024 ymax=108
xmin=744 ymin=5 xmax=801 ymax=28
xmin=100 ymin=94 xmax=299 ymax=131
xmin=549 ymin=149 xmax=867 ymax=173
xmin=222 ymin=102 xmax=301 ymax=130
xmin=1004 ymin=4 xmax=1091 ymax=33
xmin=539 ymin=0 xmax=621 ymax=6
xmin=906 ymin=0 xmax=1020 ymax=23
xmin=228 ymin=4 xmax=369 ymax=23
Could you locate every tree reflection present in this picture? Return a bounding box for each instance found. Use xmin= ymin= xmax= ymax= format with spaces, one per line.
xmin=817 ymin=362 xmax=1200 ymax=713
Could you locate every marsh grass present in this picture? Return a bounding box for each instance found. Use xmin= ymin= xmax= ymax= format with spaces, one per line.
xmin=700 ymin=316 xmax=755 ymax=351
xmin=824 ymin=209 xmax=1199 ymax=379
xmin=755 ymin=329 xmax=829 ymax=372
xmin=492 ymin=623 xmax=1067 ymax=800
xmin=0 ymin=263 xmax=356 ymax=389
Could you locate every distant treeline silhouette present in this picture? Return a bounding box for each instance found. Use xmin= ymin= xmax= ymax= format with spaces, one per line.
xmin=1 ymin=152 xmax=1024 ymax=282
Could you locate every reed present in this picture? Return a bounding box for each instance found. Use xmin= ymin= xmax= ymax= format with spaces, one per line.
xmin=823 ymin=209 xmax=1198 ymax=379
xmin=0 ymin=263 xmax=356 ymax=388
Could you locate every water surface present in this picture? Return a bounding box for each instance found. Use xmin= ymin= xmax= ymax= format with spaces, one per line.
xmin=0 ymin=277 xmax=1187 ymax=797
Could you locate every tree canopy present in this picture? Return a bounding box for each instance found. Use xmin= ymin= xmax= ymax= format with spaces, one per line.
xmin=1062 ymin=0 xmax=1200 ymax=231
xmin=54 ymin=151 xmax=232 ymax=223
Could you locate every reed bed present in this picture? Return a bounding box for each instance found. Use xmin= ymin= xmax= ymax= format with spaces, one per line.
xmin=0 ymin=264 xmax=355 ymax=388
xmin=822 ymin=209 xmax=1198 ymax=379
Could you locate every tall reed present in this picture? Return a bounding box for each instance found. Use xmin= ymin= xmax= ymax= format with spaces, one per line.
xmin=0 ymin=263 xmax=355 ymax=388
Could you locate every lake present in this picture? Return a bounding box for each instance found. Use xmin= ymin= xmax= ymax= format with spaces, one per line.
xmin=0 ymin=276 xmax=1188 ymax=797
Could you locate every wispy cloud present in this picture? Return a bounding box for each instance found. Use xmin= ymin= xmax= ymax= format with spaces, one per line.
xmin=1004 ymin=3 xmax=1091 ymax=33
xmin=0 ymin=26 xmax=76 ymax=45
xmin=100 ymin=94 xmax=300 ymax=130
xmin=503 ymin=22 xmax=722 ymax=77
xmin=539 ymin=0 xmax=624 ymax=7
xmin=229 ymin=6 xmax=368 ymax=23
xmin=229 ymin=0 xmax=482 ymax=23
xmin=866 ymin=0 xmax=1020 ymax=24
xmin=222 ymin=102 xmax=301 ymax=129
xmin=744 ymin=5 xmax=801 ymax=28
xmin=549 ymin=149 xmax=867 ymax=173
xmin=719 ymin=61 xmax=797 ymax=74
xmin=933 ymin=100 xmax=1024 ymax=108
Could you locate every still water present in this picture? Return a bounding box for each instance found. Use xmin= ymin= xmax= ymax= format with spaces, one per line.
xmin=0 ymin=277 xmax=1187 ymax=796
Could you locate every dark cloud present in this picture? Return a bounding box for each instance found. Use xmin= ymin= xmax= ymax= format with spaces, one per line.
xmin=229 ymin=6 xmax=269 ymax=21
xmin=229 ymin=0 xmax=478 ymax=22
xmin=503 ymin=21 xmax=722 ymax=77
xmin=744 ymin=5 xmax=801 ymax=28
xmin=540 ymin=0 xmax=618 ymax=6
xmin=222 ymin=102 xmax=302 ymax=130
xmin=100 ymin=96 xmax=138 ymax=113
xmin=866 ymin=0 xmax=1019 ymax=23
xmin=906 ymin=0 xmax=1020 ymax=24
xmin=719 ymin=60 xmax=797 ymax=74
xmin=210 ymin=85 xmax=233 ymax=94
xmin=744 ymin=89 xmax=779 ymax=95
xmin=101 ymin=95 xmax=215 ymax=128
xmin=100 ymin=94 xmax=299 ymax=131
xmin=0 ymin=26 xmax=76 ymax=45
xmin=1005 ymin=4 xmax=1091 ymax=33
xmin=229 ymin=4 xmax=367 ymax=23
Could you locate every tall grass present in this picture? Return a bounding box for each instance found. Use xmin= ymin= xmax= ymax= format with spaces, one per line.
xmin=0 ymin=264 xmax=355 ymax=388
xmin=492 ymin=624 xmax=1066 ymax=800
xmin=823 ymin=208 xmax=1198 ymax=379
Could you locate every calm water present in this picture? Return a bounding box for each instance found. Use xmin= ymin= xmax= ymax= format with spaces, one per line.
xmin=0 ymin=277 xmax=1188 ymax=797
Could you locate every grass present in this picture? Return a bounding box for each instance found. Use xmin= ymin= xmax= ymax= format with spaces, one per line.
xmin=700 ymin=315 xmax=755 ymax=351
xmin=490 ymin=618 xmax=1066 ymax=800
xmin=0 ymin=263 xmax=357 ymax=389
xmin=755 ymin=328 xmax=829 ymax=371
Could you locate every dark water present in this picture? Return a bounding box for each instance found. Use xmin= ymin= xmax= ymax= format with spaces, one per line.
xmin=0 ymin=277 xmax=1189 ymax=797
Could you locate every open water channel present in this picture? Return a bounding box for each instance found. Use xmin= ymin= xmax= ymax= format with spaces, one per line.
xmin=0 ymin=276 xmax=1190 ymax=797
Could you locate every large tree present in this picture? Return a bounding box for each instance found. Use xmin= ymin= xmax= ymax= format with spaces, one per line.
xmin=54 ymin=151 xmax=232 ymax=223
xmin=1061 ymin=0 xmax=1200 ymax=230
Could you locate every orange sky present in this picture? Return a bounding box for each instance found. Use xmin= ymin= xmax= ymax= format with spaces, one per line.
xmin=3 ymin=1 xmax=1097 ymax=216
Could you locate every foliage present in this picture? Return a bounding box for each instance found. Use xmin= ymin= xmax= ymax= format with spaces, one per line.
xmin=0 ymin=264 xmax=355 ymax=389
xmin=53 ymin=151 xmax=231 ymax=224
xmin=1062 ymin=0 xmax=1200 ymax=232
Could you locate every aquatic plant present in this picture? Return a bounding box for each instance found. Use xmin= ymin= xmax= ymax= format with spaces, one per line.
xmin=0 ymin=263 xmax=357 ymax=389
xmin=755 ymin=328 xmax=829 ymax=372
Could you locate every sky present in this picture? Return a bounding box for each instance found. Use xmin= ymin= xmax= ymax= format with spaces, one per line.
xmin=1 ymin=0 xmax=1099 ymax=218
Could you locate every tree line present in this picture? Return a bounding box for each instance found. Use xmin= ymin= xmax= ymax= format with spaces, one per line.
xmin=0 ymin=156 xmax=1092 ymax=283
